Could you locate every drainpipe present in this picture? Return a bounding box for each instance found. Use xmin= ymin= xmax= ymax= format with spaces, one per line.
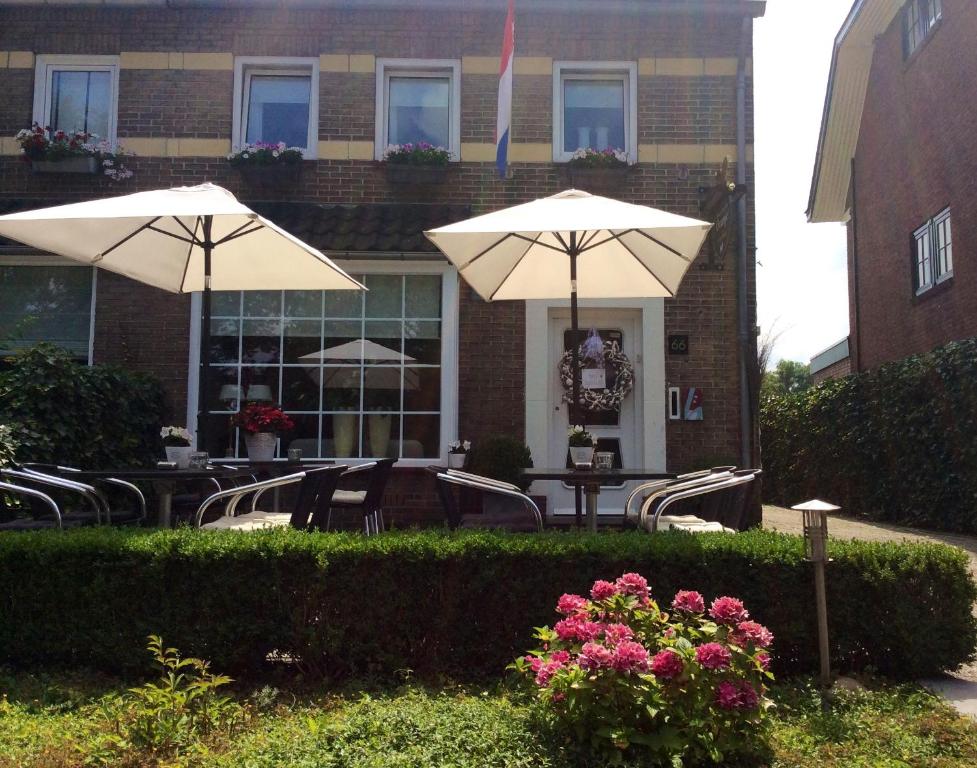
xmin=849 ymin=158 xmax=861 ymax=372
xmin=736 ymin=14 xmax=752 ymax=469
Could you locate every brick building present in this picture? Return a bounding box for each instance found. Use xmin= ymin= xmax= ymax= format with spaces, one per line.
xmin=0 ymin=0 xmax=764 ymax=522
xmin=808 ymin=0 xmax=975 ymax=372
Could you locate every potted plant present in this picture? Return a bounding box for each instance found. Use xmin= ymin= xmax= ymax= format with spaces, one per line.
xmin=15 ymin=124 xmax=134 ymax=179
xmin=382 ymin=142 xmax=451 ymax=184
xmin=160 ymin=426 xmax=193 ymax=468
xmin=231 ymin=402 xmax=294 ymax=462
xmin=565 ymin=147 xmax=631 ymax=192
xmin=466 ymin=435 xmax=533 ymax=517
xmin=227 ymin=142 xmax=304 ymax=185
xmin=447 ymin=439 xmax=471 ymax=469
xmin=567 ymin=425 xmax=596 ymax=468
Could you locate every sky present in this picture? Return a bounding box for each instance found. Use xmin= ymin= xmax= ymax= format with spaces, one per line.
xmin=753 ymin=0 xmax=854 ymax=366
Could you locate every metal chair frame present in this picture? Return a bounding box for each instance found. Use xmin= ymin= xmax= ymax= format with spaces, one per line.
xmin=194 ymin=471 xmax=306 ymax=527
xmin=21 ymin=465 xmax=147 ymax=525
xmin=1 ymin=468 xmax=104 ymax=524
xmin=623 ymin=469 xmax=734 ymax=525
xmin=641 ymin=471 xmax=759 ymax=533
xmin=436 ymin=471 xmax=543 ymax=532
xmin=0 ymin=479 xmax=63 ymax=529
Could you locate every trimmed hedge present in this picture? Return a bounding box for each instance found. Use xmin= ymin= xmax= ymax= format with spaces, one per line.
xmin=761 ymin=338 xmax=977 ymax=532
xmin=0 ymin=528 xmax=973 ymax=681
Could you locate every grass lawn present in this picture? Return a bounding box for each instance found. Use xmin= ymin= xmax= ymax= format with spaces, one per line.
xmin=2 ymin=670 xmax=977 ymax=768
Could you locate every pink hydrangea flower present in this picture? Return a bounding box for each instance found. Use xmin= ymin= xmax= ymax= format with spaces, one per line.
xmin=535 ymin=658 xmax=566 ymax=687
xmin=590 ymin=580 xmax=618 ymax=601
xmin=579 ymin=642 xmax=614 ymax=671
xmin=730 ymin=621 xmax=774 ymax=649
xmin=603 ymin=623 xmax=634 ymax=646
xmin=612 ymin=640 xmax=650 ymax=673
xmin=615 ymin=573 xmax=650 ymax=600
xmin=695 ymin=642 xmax=732 ymax=670
xmin=650 ymin=649 xmax=684 ymax=680
xmin=756 ymin=651 xmax=771 ymax=671
xmin=554 ymin=616 xmax=603 ymax=643
xmin=525 ymin=655 xmax=543 ymax=673
xmin=714 ymin=680 xmax=759 ymax=710
xmin=709 ymin=596 xmax=749 ymax=625
xmin=672 ymin=590 xmax=705 ymax=614
xmin=550 ymin=650 xmax=571 ymax=664
xmin=556 ymin=593 xmax=589 ymax=616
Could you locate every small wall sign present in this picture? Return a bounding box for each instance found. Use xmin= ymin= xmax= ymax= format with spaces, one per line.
xmin=582 ymin=368 xmax=607 ymax=389
xmin=668 ymin=335 xmax=689 ymax=355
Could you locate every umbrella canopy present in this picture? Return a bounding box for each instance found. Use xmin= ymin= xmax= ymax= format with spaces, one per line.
xmin=425 ymin=189 xmax=711 ymax=427
xmin=0 ymin=183 xmax=365 ymax=448
xmin=423 ymin=189 xmax=711 ymax=301
xmin=299 ymin=340 xmax=415 ymax=365
xmin=0 ymin=183 xmax=363 ymax=293
xmin=300 ymin=341 xmax=419 ymax=391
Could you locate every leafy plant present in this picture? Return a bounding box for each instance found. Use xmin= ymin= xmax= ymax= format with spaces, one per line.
xmin=567 ymin=425 xmax=595 ymax=447
xmin=0 ymin=424 xmax=16 ymax=468
xmin=567 ymin=147 xmax=628 ymax=167
xmin=15 ymin=123 xmax=134 ymax=180
xmin=231 ymin=402 xmax=294 ymax=434
xmin=382 ymin=142 xmax=451 ymax=166
xmin=466 ymin=434 xmax=533 ymax=489
xmin=513 ymin=574 xmax=772 ymax=765
xmin=160 ymin=426 xmax=191 ymax=447
xmin=90 ymin=635 xmax=241 ymax=763
xmin=227 ymin=141 xmax=303 ymax=167
xmin=0 ymin=344 xmax=165 ymax=468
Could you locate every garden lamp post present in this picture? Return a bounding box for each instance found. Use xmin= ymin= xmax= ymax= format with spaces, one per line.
xmin=792 ymin=498 xmax=839 ymax=694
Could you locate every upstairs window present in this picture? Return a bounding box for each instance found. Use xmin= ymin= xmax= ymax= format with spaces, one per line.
xmin=904 ymin=0 xmax=942 ymax=58
xmin=233 ymin=57 xmax=319 ymax=157
xmin=33 ymin=55 xmax=119 ymax=142
xmin=375 ymin=59 xmax=460 ymax=160
xmin=553 ymin=62 xmax=637 ymax=163
xmin=913 ymin=207 xmax=952 ymax=294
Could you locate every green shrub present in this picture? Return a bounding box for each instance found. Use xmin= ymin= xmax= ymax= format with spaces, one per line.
xmin=0 ymin=344 xmax=165 ymax=468
xmin=761 ymin=337 xmax=977 ymax=532
xmin=467 ymin=435 xmax=533 ymax=489
xmin=0 ymin=529 xmax=972 ymax=683
xmin=0 ymin=424 xmax=16 ymax=468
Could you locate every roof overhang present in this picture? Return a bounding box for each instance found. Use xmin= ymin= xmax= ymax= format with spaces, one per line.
xmin=807 ymin=0 xmax=900 ymax=223
xmin=0 ymin=0 xmax=765 ymax=15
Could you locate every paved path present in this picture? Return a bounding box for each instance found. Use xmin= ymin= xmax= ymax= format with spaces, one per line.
xmin=763 ymin=505 xmax=977 ymax=715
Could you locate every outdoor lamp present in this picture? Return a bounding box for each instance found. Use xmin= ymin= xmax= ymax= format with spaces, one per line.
xmin=791 ymin=498 xmax=840 ymax=695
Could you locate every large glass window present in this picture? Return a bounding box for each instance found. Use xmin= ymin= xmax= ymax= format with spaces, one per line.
xmin=0 ymin=264 xmax=94 ymax=362
xmin=913 ymin=207 xmax=952 ymax=295
xmin=204 ymin=274 xmax=444 ymax=461
xmin=33 ymin=56 xmax=119 ymax=141
xmin=553 ymin=62 xmax=636 ymax=163
xmin=375 ymin=60 xmax=460 ymax=160
xmin=233 ymin=58 xmax=318 ymax=156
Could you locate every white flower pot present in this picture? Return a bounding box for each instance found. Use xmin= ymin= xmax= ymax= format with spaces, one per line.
xmin=569 ymin=446 xmax=594 ymax=468
xmin=448 ymin=453 xmax=467 ymax=469
xmin=368 ymin=413 xmax=392 ymax=457
xmin=333 ymin=413 xmax=357 ymax=458
xmin=244 ymin=432 xmax=277 ymax=462
xmin=165 ymin=446 xmax=193 ymax=469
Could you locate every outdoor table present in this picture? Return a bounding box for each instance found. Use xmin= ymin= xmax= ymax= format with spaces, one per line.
xmin=60 ymin=466 xmax=258 ymax=527
xmin=521 ymin=468 xmax=676 ymax=533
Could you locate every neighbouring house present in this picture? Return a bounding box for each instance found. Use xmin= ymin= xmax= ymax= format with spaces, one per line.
xmin=808 ymin=0 xmax=975 ymax=373
xmin=0 ymin=0 xmax=764 ymax=523
xmin=809 ymin=337 xmax=851 ymax=384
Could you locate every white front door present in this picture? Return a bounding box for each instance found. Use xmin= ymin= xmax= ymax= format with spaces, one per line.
xmin=547 ymin=308 xmax=642 ymax=517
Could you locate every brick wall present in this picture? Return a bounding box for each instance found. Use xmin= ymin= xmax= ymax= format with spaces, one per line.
xmin=852 ymin=0 xmax=977 ymax=371
xmin=0 ymin=1 xmax=759 ymax=497
xmin=811 ymin=356 xmax=850 ymax=385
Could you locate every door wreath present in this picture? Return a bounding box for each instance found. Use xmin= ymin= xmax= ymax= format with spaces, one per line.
xmin=559 ymin=340 xmax=635 ymax=412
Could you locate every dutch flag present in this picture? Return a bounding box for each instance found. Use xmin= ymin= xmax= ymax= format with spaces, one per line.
xmin=496 ymin=0 xmax=515 ymax=179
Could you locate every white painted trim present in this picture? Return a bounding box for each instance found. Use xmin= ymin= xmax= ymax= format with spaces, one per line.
xmin=525 ymin=296 xmax=666 ymax=494
xmin=552 ymin=60 xmax=638 ymax=164
xmin=374 ymin=58 xmax=462 ymax=161
xmin=187 ymin=291 xmax=201 ymax=448
xmin=33 ymin=54 xmax=120 ymax=144
xmin=232 ymin=56 xmax=320 ymax=159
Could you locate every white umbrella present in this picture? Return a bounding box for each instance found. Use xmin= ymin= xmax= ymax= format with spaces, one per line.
xmin=300 ymin=341 xmax=419 ymax=391
xmin=425 ymin=189 xmax=711 ymax=419
xmin=0 ymin=183 xmax=365 ymax=446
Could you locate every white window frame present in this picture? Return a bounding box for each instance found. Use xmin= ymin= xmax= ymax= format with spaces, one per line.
xmin=232 ymin=56 xmax=319 ymax=159
xmin=374 ymin=58 xmax=461 ymax=161
xmin=913 ymin=207 xmax=952 ymax=295
xmin=32 ymin=55 xmax=120 ymax=145
xmin=186 ymin=261 xmax=458 ymax=467
xmin=553 ymin=60 xmax=638 ymax=164
xmin=904 ymin=0 xmax=942 ymax=58
xmin=0 ymin=255 xmax=97 ymax=365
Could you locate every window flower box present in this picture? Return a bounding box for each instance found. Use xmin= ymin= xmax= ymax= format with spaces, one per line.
xmin=30 ymin=156 xmax=100 ymax=175
xmin=565 ymin=147 xmax=632 ymax=193
xmin=384 ymin=163 xmax=449 ymax=185
xmin=382 ymin=143 xmax=451 ymax=185
xmin=235 ymin=162 xmax=303 ymax=186
xmin=228 ymin=143 xmax=304 ymax=187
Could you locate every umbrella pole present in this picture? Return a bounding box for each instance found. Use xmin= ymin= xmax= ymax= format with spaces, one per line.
xmin=569 ymin=233 xmax=585 ymax=529
xmin=197 ymin=215 xmax=214 ymax=452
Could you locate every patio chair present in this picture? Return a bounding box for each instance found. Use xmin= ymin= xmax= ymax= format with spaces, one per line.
xmin=623 ymin=468 xmax=734 ymax=526
xmin=323 ymin=459 xmax=394 ymax=535
xmin=0 ymin=479 xmax=65 ymax=530
xmin=195 ymin=465 xmax=346 ymax=531
xmin=20 ymin=464 xmax=147 ymax=525
xmin=640 ymin=471 xmax=760 ymax=534
xmin=435 ymin=471 xmax=543 ymax=532
xmin=1 ymin=468 xmax=104 ymax=526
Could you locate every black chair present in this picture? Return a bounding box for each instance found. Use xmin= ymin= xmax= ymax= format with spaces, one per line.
xmin=434 ymin=471 xmax=543 ymax=532
xmin=427 ymin=465 xmax=461 ymax=528
xmin=196 ymin=465 xmax=346 ymax=530
xmin=325 ymin=459 xmax=395 ymax=534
